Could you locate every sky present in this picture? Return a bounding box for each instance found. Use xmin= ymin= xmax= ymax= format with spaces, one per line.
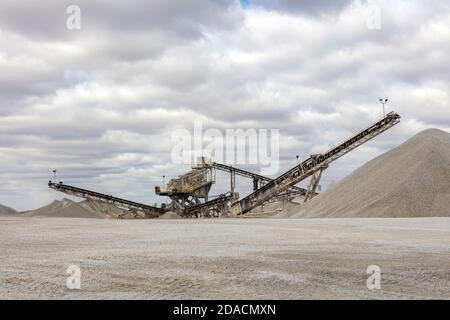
xmin=1 ymin=0 xmax=449 ymax=210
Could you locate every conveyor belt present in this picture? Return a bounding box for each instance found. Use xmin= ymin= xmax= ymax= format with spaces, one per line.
xmin=48 ymin=181 xmax=166 ymax=216
xmin=184 ymin=194 xmax=232 ymax=217
xmin=211 ymin=162 xmax=310 ymax=196
xmin=231 ymin=111 xmax=401 ymax=215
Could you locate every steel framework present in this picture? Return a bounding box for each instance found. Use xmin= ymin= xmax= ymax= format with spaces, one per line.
xmin=48 ymin=111 xmax=400 ymax=219
xmin=230 ymin=111 xmax=401 ymax=216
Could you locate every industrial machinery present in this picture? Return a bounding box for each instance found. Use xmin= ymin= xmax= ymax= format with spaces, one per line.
xmin=48 ymin=181 xmax=166 ymax=218
xmin=155 ymin=157 xmax=311 ymax=217
xmin=48 ymin=111 xmax=401 ymax=218
xmin=200 ymin=161 xmax=314 ymax=203
xmin=153 ymin=158 xmax=234 ymax=217
xmin=155 ymin=157 xmax=216 ymax=212
xmin=184 ymin=193 xmax=232 ymax=218
xmin=229 ymin=111 xmax=401 ymax=216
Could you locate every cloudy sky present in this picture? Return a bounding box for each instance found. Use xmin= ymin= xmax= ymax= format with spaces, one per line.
xmin=1 ymin=0 xmax=449 ymax=210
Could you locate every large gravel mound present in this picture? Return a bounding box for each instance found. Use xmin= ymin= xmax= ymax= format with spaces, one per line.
xmin=287 ymin=128 xmax=450 ymax=218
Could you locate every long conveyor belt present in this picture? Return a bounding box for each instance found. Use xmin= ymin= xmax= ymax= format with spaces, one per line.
xmin=48 ymin=181 xmax=167 ymax=216
xmin=230 ymin=111 xmax=401 ymax=215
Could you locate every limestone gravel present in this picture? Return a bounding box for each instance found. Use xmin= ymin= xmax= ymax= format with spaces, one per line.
xmin=285 ymin=129 xmax=450 ymax=218
xmin=0 ymin=217 xmax=448 ymax=299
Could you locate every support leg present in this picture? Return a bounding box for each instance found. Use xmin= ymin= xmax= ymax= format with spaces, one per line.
xmin=253 ymin=177 xmax=259 ymax=191
xmin=230 ymin=169 xmax=236 ymax=201
xmin=304 ymin=166 xmax=326 ymax=203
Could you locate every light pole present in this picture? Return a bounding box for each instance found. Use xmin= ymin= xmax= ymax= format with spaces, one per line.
xmin=379 ymin=98 xmax=388 ymax=117
xmin=52 ymin=170 xmax=57 ymax=181
xmin=296 ymin=155 xmax=299 ymax=164
xmin=162 ymin=175 xmax=165 ymax=191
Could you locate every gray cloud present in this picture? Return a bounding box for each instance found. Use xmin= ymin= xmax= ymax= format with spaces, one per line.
xmin=251 ymin=0 xmax=354 ymax=15
xmin=0 ymin=0 xmax=242 ymax=39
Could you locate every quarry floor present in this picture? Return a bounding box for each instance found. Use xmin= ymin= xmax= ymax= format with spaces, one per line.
xmin=0 ymin=217 xmax=449 ymax=299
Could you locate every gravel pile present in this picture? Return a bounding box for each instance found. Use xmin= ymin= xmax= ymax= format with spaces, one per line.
xmin=22 ymin=198 xmax=122 ymax=218
xmin=287 ymin=128 xmax=450 ymax=218
xmin=0 ymin=204 xmax=17 ymax=216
